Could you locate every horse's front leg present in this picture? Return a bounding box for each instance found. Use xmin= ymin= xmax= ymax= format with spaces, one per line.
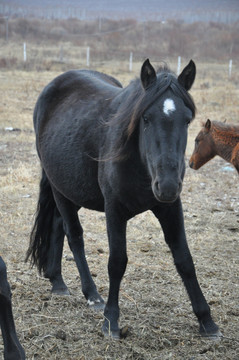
xmin=152 ymin=198 xmax=221 ymax=338
xmin=102 ymin=203 xmax=128 ymax=339
xmin=0 ymin=257 xmax=25 ymax=359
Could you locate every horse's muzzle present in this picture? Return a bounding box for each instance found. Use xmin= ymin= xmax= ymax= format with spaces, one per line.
xmin=189 ymin=158 xmax=200 ymax=170
xmin=152 ymin=178 xmax=182 ymax=203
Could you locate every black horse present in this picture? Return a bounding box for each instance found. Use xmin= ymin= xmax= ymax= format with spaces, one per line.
xmin=26 ymin=59 xmax=221 ymax=339
xmin=0 ymin=256 xmax=25 ymax=359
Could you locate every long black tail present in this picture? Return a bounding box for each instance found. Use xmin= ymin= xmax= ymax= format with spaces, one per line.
xmin=25 ymin=169 xmax=59 ymax=274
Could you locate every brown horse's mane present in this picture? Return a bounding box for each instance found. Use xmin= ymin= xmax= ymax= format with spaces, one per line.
xmin=206 ymin=121 xmax=239 ymax=143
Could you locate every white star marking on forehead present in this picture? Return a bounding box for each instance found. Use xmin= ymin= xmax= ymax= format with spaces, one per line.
xmin=163 ymin=98 xmax=176 ymax=116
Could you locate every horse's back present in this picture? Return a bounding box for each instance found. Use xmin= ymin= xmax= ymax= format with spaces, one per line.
xmin=34 ymin=69 xmax=121 ymax=136
xmin=80 ymin=69 xmax=123 ymax=88
xmin=34 ymin=69 xmax=122 ymax=153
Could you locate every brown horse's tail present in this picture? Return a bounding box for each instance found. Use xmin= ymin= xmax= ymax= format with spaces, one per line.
xmin=25 ymin=169 xmax=62 ymax=274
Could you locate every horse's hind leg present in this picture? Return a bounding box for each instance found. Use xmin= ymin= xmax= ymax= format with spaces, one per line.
xmin=152 ymin=199 xmax=221 ymax=338
xmin=26 ymin=169 xmax=69 ymax=295
xmin=44 ymin=208 xmax=69 ymax=295
xmin=52 ymin=188 xmax=104 ymax=310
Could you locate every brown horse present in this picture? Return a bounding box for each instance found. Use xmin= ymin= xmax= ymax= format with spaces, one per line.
xmin=189 ymin=119 xmax=239 ymax=173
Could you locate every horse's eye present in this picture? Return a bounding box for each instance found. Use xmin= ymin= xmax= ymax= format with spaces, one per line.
xmin=195 ymin=139 xmax=200 ymax=148
xmin=143 ymin=115 xmax=149 ymax=124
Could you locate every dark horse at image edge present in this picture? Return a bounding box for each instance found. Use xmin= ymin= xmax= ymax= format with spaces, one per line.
xmin=0 ymin=256 xmax=25 ymax=359
xmin=26 ymin=59 xmax=221 ymax=339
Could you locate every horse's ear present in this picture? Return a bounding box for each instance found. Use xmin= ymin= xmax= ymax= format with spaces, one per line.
xmin=205 ymin=119 xmax=211 ymax=131
xmin=141 ymin=59 xmax=157 ymax=90
xmin=178 ymin=60 xmax=196 ymax=91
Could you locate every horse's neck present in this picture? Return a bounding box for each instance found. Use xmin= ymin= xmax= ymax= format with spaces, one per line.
xmin=212 ymin=126 xmax=239 ymax=163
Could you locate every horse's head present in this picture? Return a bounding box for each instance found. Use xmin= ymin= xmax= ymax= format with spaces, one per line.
xmin=138 ymin=59 xmax=196 ymax=203
xmin=189 ymin=119 xmax=216 ymax=170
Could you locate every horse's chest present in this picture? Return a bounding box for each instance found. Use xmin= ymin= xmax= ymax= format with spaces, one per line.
xmin=107 ymin=176 xmax=155 ymax=213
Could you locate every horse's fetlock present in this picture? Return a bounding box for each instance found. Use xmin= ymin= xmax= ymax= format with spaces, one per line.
xmin=104 ymin=306 xmax=119 ymax=324
xmin=196 ymin=307 xmax=211 ymax=322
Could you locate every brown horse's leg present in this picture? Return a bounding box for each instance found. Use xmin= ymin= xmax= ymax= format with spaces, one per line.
xmin=0 ymin=256 xmax=25 ymax=359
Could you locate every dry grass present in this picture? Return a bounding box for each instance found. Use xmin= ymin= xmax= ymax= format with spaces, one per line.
xmin=0 ymin=60 xmax=239 ymax=359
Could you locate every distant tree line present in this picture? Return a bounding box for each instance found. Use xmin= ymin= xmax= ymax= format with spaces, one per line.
xmin=0 ymin=17 xmax=238 ymax=63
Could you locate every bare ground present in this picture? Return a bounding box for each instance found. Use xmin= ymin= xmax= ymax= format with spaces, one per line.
xmin=0 ymin=63 xmax=239 ymax=359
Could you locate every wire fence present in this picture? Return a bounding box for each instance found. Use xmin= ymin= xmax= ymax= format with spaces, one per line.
xmin=0 ymin=40 xmax=238 ymax=83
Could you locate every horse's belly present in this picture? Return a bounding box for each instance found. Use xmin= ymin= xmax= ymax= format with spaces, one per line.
xmin=48 ymin=168 xmax=104 ymax=211
xmin=40 ymin=140 xmax=104 ymax=211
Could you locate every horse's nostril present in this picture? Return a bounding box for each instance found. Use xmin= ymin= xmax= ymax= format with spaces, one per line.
xmin=155 ymin=180 xmax=160 ymax=190
xmin=152 ymin=178 xmax=181 ymax=203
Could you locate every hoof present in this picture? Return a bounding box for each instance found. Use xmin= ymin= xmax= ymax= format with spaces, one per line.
xmin=51 ymin=286 xmax=70 ymax=296
xmin=102 ymin=324 xmax=129 ymax=340
xmin=87 ymin=298 xmax=105 ymax=311
xmin=199 ymin=320 xmax=223 ymax=340
xmin=201 ymin=329 xmax=223 ymax=340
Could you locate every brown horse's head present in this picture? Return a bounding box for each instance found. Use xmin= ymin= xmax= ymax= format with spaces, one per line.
xmin=189 ymin=119 xmax=216 ymax=170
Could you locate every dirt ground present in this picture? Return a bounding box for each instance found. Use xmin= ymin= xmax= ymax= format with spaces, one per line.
xmin=0 ymin=62 xmax=239 ymax=359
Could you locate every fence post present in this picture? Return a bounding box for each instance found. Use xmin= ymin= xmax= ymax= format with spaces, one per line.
xmin=99 ymin=16 xmax=102 ymax=32
xmin=129 ymin=52 xmax=133 ymax=72
xmin=86 ymin=46 xmax=90 ymax=67
xmin=228 ymin=59 xmax=232 ymax=79
xmin=23 ymin=42 xmax=27 ymax=62
xmin=5 ymin=16 xmax=8 ymax=42
xmin=177 ymin=56 xmax=181 ymax=75
xmin=59 ymin=45 xmax=63 ymax=62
